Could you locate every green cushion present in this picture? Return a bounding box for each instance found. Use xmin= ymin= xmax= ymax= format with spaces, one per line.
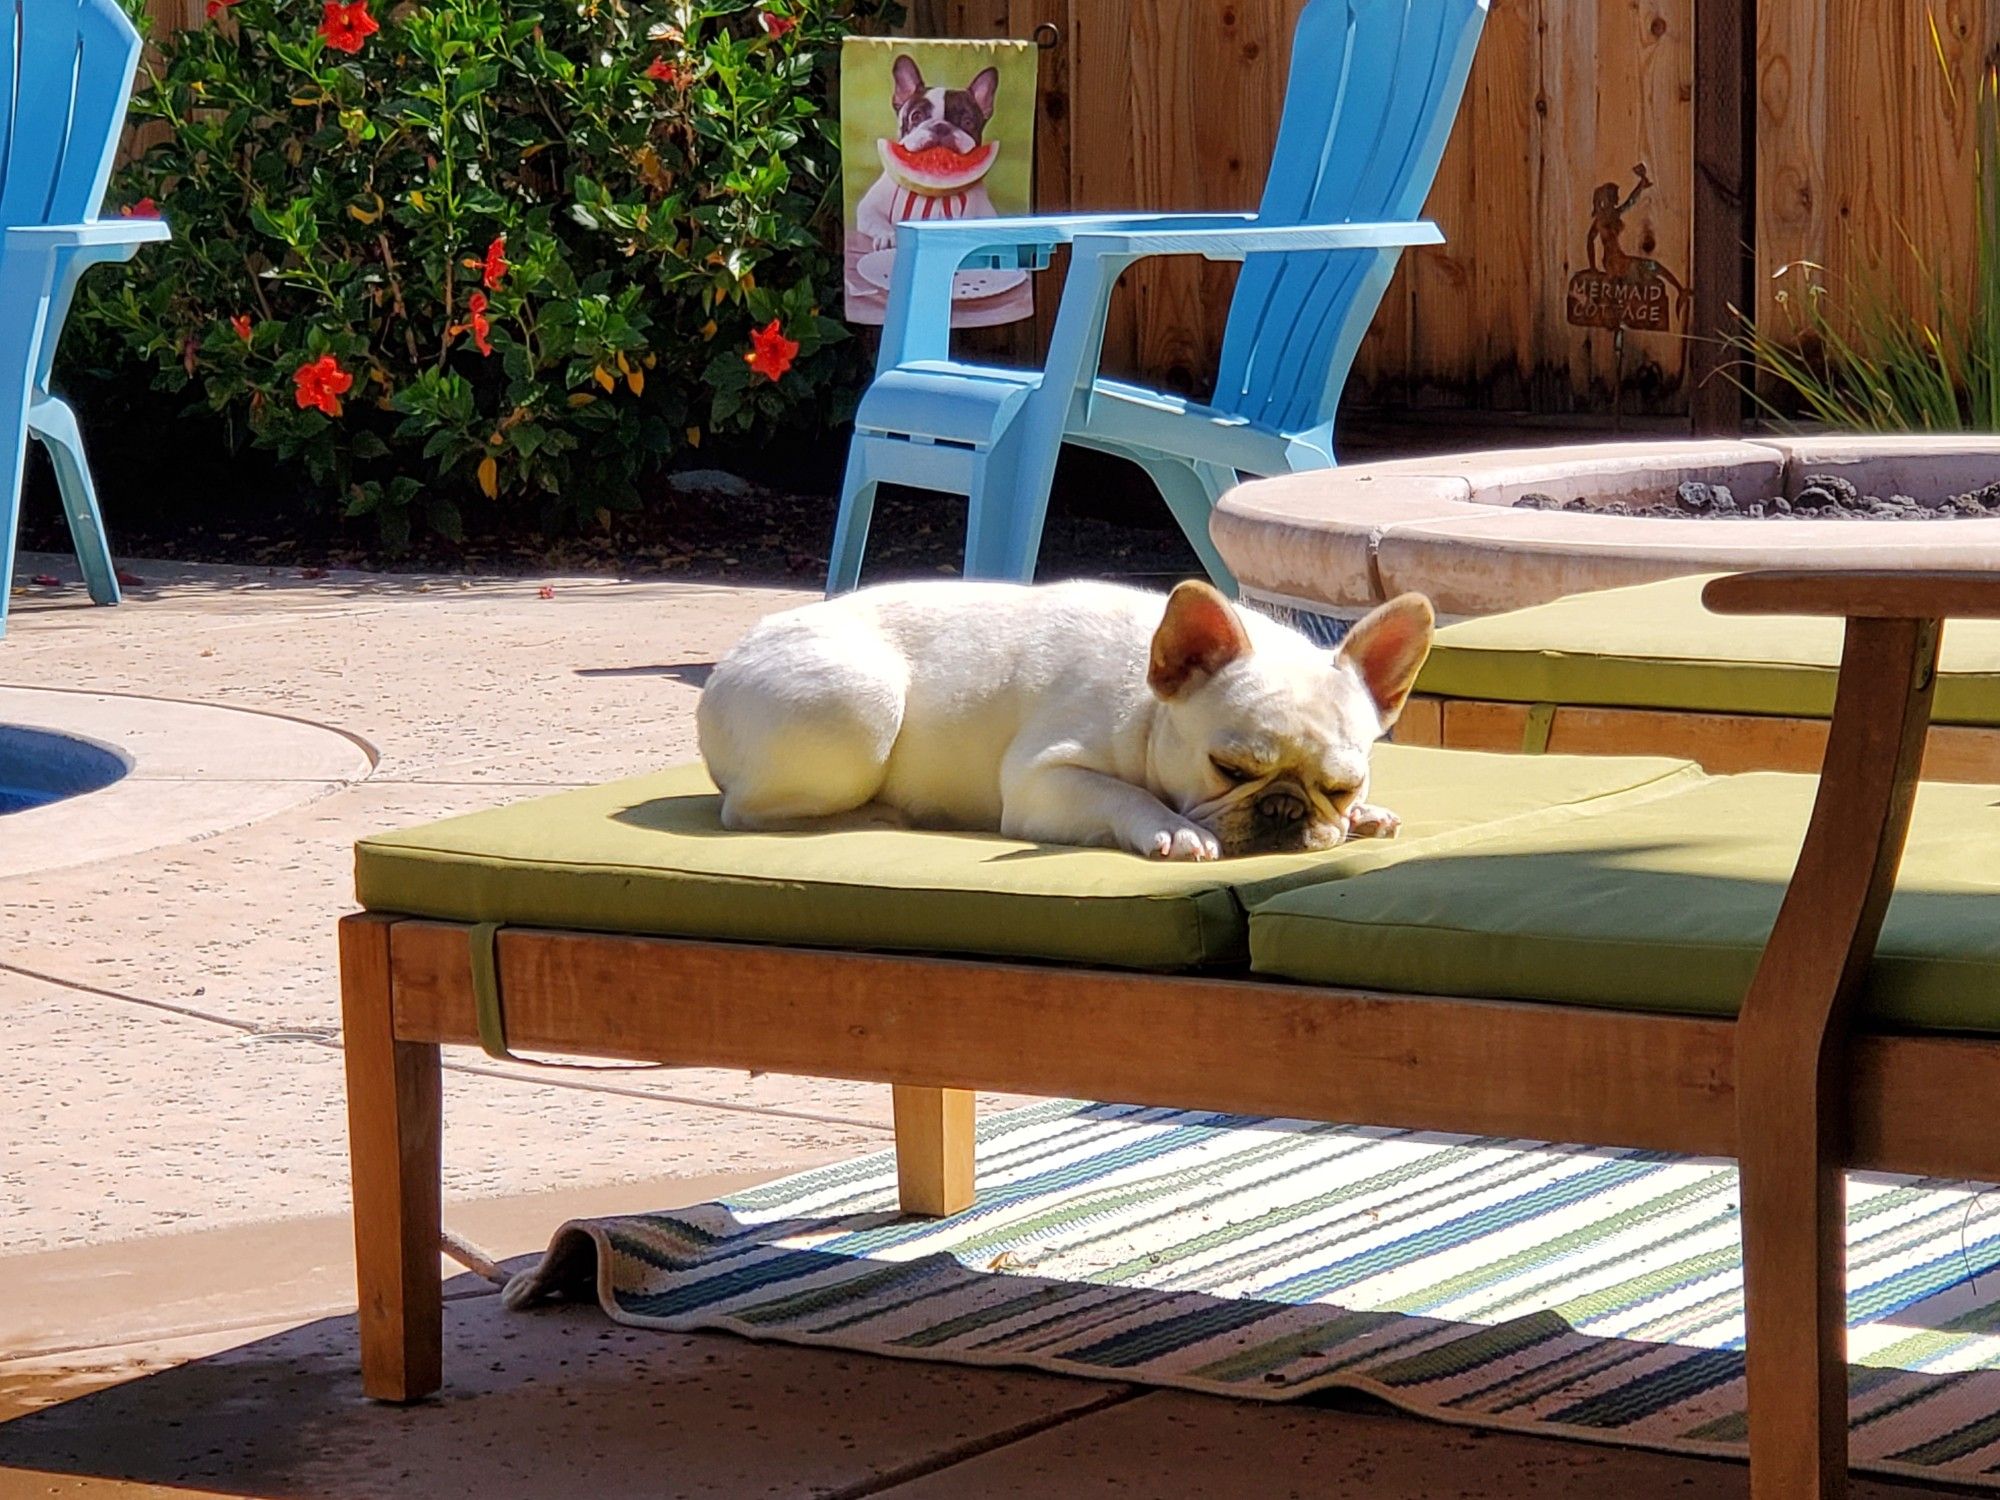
xmin=1249 ymin=773 xmax=2000 ymax=1034
xmin=355 ymin=749 xmax=1700 ymax=972
xmin=1418 ymin=573 xmax=2000 ymax=726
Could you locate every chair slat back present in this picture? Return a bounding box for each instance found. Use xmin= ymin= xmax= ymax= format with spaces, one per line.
xmin=1211 ymin=0 xmax=1485 ymax=435
xmin=0 ymin=0 xmax=142 ymax=230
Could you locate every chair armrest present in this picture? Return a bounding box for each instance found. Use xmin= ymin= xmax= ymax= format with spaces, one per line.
xmin=11 ymin=220 xmax=171 ymax=249
xmin=1704 ymin=569 xmax=2000 ymax=621
xmin=1068 ymin=219 xmax=1444 ymax=264
xmin=895 ymin=212 xmax=1258 ymax=270
xmin=876 ymin=213 xmax=1256 ymax=369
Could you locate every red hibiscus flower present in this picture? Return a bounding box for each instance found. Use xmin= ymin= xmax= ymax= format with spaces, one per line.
xmin=744 ymin=318 xmax=798 ymax=383
xmin=645 ymin=57 xmax=683 ymax=84
xmin=456 ymin=292 xmax=494 ymax=357
xmin=293 ymin=355 xmax=353 ymax=417
xmin=119 ymin=197 xmax=158 ymax=218
xmin=482 ymin=234 xmax=507 ymax=289
xmin=756 ymin=8 xmax=796 ymax=36
xmin=205 ymin=0 xmax=238 ymax=19
xmin=318 ymin=0 xmax=378 ymax=53
xmin=230 ymin=314 xmax=253 ymax=341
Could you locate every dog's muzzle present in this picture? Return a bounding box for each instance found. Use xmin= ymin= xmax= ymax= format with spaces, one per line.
xmin=1256 ymin=788 xmax=1309 ymax=829
xmin=1207 ymin=784 xmax=1344 ymax=857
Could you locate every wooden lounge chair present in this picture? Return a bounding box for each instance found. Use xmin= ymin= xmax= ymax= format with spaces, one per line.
xmin=342 ymin=569 xmax=2000 ymax=1500
xmin=1399 ymin=572 xmax=2000 ymax=779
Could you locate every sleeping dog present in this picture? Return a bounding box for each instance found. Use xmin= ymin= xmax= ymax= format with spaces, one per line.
xmin=697 ymin=579 xmax=1435 ymax=860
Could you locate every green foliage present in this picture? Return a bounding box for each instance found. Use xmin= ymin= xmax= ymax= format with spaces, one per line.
xmin=76 ymin=0 xmax=897 ymax=546
xmin=1730 ymin=55 xmax=2000 ymax=432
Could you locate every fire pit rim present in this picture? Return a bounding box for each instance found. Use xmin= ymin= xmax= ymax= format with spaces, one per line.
xmin=1212 ymin=435 xmax=2000 ymax=625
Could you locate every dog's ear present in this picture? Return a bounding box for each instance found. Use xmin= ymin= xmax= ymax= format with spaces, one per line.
xmin=966 ymin=66 xmax=999 ymax=118
xmin=1337 ymin=593 xmax=1435 ymax=728
xmin=891 ymin=55 xmax=925 ymax=108
xmin=1149 ymin=581 xmax=1252 ymax=699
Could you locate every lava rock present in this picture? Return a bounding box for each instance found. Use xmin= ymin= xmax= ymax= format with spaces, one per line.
xmin=1518 ymin=471 xmax=1994 ymax=523
xmin=1803 ymin=473 xmax=1861 ymax=505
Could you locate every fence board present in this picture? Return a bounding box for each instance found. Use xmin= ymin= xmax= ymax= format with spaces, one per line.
xmin=1753 ymin=0 xmax=1822 ymax=350
xmin=1900 ymin=1 xmax=1985 ymax=324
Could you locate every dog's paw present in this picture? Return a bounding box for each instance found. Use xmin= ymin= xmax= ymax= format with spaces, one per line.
xmin=1136 ymin=818 xmax=1221 ymax=862
xmin=1347 ymin=802 xmax=1401 ymax=840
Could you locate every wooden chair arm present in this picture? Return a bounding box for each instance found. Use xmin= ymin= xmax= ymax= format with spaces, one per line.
xmin=1704 ymin=569 xmax=2000 ymax=620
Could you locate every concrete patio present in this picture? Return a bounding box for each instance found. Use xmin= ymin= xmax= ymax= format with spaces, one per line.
xmin=0 ymin=553 xmax=1982 ymax=1499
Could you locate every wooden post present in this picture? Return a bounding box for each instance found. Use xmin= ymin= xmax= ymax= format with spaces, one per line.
xmin=891 ymin=1085 xmax=977 ymax=1216
xmin=340 ymin=914 xmax=444 ymax=1402
xmin=1690 ymin=0 xmax=1757 ymax=435
xmin=1731 ymin=613 xmax=1941 ymax=1500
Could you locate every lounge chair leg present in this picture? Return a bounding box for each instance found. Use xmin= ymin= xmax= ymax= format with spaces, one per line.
xmin=1727 ymin=614 xmax=1940 ymax=1500
xmin=961 ymin=431 xmax=1035 ymax=584
xmin=340 ymin=913 xmax=443 ymax=1402
xmin=891 ymin=1085 xmax=975 ymax=1217
xmin=1127 ymin=451 xmax=1239 ymax=595
xmin=1738 ymin=1128 xmax=1848 ymax=1499
xmin=827 ymin=445 xmax=881 ymax=596
xmin=31 ymin=396 xmax=120 ymax=605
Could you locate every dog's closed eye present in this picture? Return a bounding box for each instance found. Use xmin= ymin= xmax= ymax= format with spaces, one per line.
xmin=1211 ymin=757 xmax=1259 ymax=785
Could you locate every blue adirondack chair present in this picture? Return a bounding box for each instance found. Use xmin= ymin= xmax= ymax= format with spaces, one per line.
xmin=828 ymin=0 xmax=1486 ymax=594
xmin=0 ymin=0 xmax=169 ymax=637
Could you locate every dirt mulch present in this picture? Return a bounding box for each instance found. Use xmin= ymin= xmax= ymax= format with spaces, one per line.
xmin=16 ymin=450 xmax=1205 ymax=588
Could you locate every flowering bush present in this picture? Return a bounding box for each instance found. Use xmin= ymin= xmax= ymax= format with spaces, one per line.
xmin=76 ymin=0 xmax=897 ymax=545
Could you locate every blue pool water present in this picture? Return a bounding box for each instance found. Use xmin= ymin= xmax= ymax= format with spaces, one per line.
xmin=0 ymin=726 xmax=129 ymax=813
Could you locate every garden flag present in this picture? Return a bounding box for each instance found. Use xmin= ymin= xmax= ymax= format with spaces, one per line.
xmin=840 ymin=37 xmax=1037 ymax=327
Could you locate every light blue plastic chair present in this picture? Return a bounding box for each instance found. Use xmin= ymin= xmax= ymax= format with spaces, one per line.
xmin=0 ymin=0 xmax=169 ymax=637
xmin=829 ymin=0 xmax=1486 ymax=594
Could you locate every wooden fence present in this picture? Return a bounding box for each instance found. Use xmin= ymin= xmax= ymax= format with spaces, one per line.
xmin=143 ymin=0 xmax=2000 ymax=420
xmin=919 ymin=0 xmax=2000 ymax=420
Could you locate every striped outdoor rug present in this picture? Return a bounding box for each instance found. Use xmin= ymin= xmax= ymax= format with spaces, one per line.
xmin=506 ymin=1100 xmax=2000 ymax=1486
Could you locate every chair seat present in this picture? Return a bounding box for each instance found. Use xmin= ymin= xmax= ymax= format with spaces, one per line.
xmin=1418 ymin=573 xmax=2000 ymax=725
xmin=852 ymin=361 xmax=1041 ymax=449
xmin=1248 ymin=771 xmax=2000 ymax=1034
xmin=1075 ymin=380 xmax=1305 ymax=475
xmin=850 ymin=360 xmax=1300 ymax=475
xmin=355 ymin=748 xmax=1698 ymax=972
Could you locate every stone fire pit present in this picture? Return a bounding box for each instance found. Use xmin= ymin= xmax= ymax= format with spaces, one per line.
xmin=1212 ymin=437 xmax=2000 ymax=628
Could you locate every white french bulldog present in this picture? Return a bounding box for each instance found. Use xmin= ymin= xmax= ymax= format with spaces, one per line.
xmin=697 ymin=579 xmax=1435 ymax=860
